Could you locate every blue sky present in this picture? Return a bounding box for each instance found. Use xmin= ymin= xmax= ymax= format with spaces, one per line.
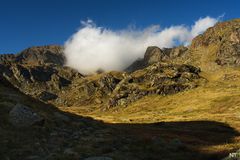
xmin=0 ymin=0 xmax=239 ymax=53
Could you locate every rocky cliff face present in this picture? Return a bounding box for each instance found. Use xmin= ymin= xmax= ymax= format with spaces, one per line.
xmin=0 ymin=45 xmax=82 ymax=105
xmin=108 ymin=63 xmax=201 ymax=107
xmin=0 ymin=45 xmax=64 ymax=65
xmin=191 ymin=19 xmax=240 ymax=66
xmin=125 ymin=46 xmax=188 ymax=72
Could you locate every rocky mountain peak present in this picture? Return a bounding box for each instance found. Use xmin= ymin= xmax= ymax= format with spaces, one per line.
xmin=0 ymin=45 xmax=64 ymax=66
xmin=144 ymin=46 xmax=165 ymax=64
xmin=126 ymin=45 xmax=188 ymax=72
xmin=190 ymin=18 xmax=240 ymax=66
xmin=191 ymin=19 xmax=240 ymax=48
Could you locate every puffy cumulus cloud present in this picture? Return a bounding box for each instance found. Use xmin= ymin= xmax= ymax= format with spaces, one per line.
xmin=191 ymin=16 xmax=218 ymax=38
xmin=64 ymin=16 xmax=218 ymax=75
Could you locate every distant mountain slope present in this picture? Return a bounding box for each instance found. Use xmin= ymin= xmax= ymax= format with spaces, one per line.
xmin=0 ymin=45 xmax=64 ymax=65
xmin=190 ymin=18 xmax=240 ymax=66
xmin=0 ymin=45 xmax=204 ymax=109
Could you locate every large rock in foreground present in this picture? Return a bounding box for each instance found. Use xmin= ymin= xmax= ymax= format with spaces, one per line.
xmin=9 ymin=103 xmax=44 ymax=128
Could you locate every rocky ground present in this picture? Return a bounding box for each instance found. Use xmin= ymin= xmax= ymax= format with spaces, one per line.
xmin=1 ymin=83 xmax=238 ymax=160
xmin=0 ymin=19 xmax=240 ymax=160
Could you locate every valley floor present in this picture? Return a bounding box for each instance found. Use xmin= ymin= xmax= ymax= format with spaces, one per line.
xmin=60 ymin=66 xmax=240 ymax=159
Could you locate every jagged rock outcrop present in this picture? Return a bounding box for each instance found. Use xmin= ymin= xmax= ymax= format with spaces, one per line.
xmin=0 ymin=45 xmax=82 ymax=104
xmin=191 ymin=19 xmax=240 ymax=66
xmin=0 ymin=45 xmax=64 ymax=65
xmin=61 ymin=62 xmax=202 ymax=107
xmin=144 ymin=46 xmax=166 ymax=64
xmin=126 ymin=46 xmax=188 ymax=72
xmin=163 ymin=46 xmax=188 ymax=59
xmin=108 ymin=62 xmax=201 ymax=107
xmin=1 ymin=63 xmax=81 ymax=99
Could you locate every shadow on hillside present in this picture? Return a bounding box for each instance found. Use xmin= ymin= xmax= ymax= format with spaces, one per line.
xmin=0 ymin=82 xmax=239 ymax=160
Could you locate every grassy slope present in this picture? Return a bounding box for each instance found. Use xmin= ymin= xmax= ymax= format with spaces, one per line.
xmin=61 ymin=45 xmax=240 ymax=157
xmin=2 ymin=44 xmax=239 ymax=159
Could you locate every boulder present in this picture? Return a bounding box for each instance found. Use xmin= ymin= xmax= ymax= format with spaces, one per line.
xmin=9 ymin=103 xmax=44 ymax=128
xmin=144 ymin=46 xmax=165 ymax=64
xmin=126 ymin=46 xmax=188 ymax=72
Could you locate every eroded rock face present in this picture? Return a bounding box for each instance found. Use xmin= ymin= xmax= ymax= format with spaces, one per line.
xmin=1 ymin=64 xmax=80 ymax=98
xmin=126 ymin=46 xmax=188 ymax=72
xmin=163 ymin=46 xmax=188 ymax=59
xmin=0 ymin=45 xmax=82 ymax=104
xmin=191 ymin=19 xmax=240 ymax=66
xmin=9 ymin=103 xmax=44 ymax=128
xmin=108 ymin=63 xmax=201 ymax=107
xmin=216 ymin=29 xmax=240 ymax=65
xmin=0 ymin=45 xmax=64 ymax=65
xmin=144 ymin=46 xmax=166 ymax=64
xmin=65 ymin=62 xmax=202 ymax=107
xmin=15 ymin=45 xmax=64 ymax=65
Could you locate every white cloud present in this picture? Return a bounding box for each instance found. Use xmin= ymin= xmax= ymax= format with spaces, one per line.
xmin=64 ymin=16 xmax=218 ymax=75
xmin=191 ymin=16 xmax=218 ymax=38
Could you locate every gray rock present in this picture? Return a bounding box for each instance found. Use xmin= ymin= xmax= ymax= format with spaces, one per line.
xmin=144 ymin=46 xmax=165 ymax=64
xmin=9 ymin=103 xmax=44 ymax=128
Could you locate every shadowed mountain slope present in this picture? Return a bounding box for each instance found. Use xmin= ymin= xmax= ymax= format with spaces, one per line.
xmin=0 ymin=80 xmax=239 ymax=160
